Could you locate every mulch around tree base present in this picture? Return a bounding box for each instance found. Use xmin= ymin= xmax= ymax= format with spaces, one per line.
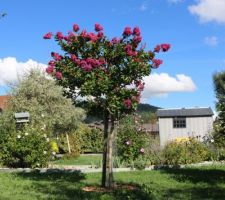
xmin=82 ymin=184 xmax=138 ymax=193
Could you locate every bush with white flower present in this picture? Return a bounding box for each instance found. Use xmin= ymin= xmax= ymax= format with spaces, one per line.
xmin=116 ymin=114 xmax=148 ymax=166
xmin=0 ymin=125 xmax=52 ymax=168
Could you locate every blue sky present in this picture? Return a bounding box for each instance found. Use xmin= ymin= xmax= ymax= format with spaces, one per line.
xmin=0 ymin=0 xmax=225 ymax=111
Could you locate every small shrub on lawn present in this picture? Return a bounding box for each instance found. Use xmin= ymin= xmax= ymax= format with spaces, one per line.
xmin=116 ymin=114 xmax=148 ymax=166
xmin=0 ymin=125 xmax=51 ymax=168
xmin=163 ymin=138 xmax=210 ymax=165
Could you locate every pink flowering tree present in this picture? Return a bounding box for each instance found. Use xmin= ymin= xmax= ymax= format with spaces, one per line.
xmin=43 ymin=23 xmax=170 ymax=188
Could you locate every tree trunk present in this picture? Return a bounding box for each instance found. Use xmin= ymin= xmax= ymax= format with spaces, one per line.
xmin=102 ymin=112 xmax=115 ymax=188
xmin=66 ymin=133 xmax=71 ymax=154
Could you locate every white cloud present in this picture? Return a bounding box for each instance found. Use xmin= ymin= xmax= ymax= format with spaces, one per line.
xmin=141 ymin=73 xmax=197 ymax=100
xmin=0 ymin=57 xmax=47 ymax=86
xmin=188 ymin=0 xmax=225 ymax=24
xmin=204 ymin=36 xmax=218 ymax=46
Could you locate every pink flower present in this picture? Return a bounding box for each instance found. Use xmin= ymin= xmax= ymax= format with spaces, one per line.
xmin=133 ymin=36 xmax=142 ymax=44
xmin=56 ymin=32 xmax=64 ymax=40
xmin=46 ymin=65 xmax=54 ymax=74
xmin=48 ymin=60 xmax=55 ymax=66
xmin=161 ymin=44 xmax=171 ymax=52
xmin=133 ymin=26 xmax=141 ymax=36
xmin=86 ymin=32 xmax=98 ymax=42
xmin=111 ymin=37 xmax=120 ymax=44
xmin=131 ymin=95 xmax=140 ymax=103
xmin=80 ymin=29 xmax=87 ymax=37
xmin=154 ymin=45 xmax=161 ymax=53
xmin=140 ymin=148 xmax=145 ymax=153
xmin=124 ymin=99 xmax=132 ymax=109
xmin=152 ymin=59 xmax=163 ymax=68
xmin=125 ymin=140 xmax=131 ymax=145
xmin=71 ymin=54 xmax=77 ymax=61
xmin=97 ymin=31 xmax=104 ymax=38
xmin=80 ymin=60 xmax=92 ymax=71
xmin=125 ymin=44 xmax=132 ymax=52
xmin=43 ymin=32 xmax=53 ymax=39
xmin=55 ymin=71 xmax=62 ymax=80
xmin=73 ymin=24 xmax=80 ymax=32
xmin=123 ymin=27 xmax=132 ymax=36
xmin=95 ymin=23 xmax=103 ymax=32
xmin=51 ymin=52 xmax=62 ymax=61
xmin=137 ymin=83 xmax=145 ymax=91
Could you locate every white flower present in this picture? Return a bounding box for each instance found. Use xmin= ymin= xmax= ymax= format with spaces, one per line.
xmin=41 ymin=114 xmax=45 ymax=118
xmin=17 ymin=135 xmax=21 ymax=139
xmin=43 ymin=151 xmax=47 ymax=155
xmin=24 ymin=132 xmax=29 ymax=136
xmin=52 ymin=151 xmax=56 ymax=155
xmin=43 ymin=134 xmax=47 ymax=138
xmin=46 ymin=138 xmax=50 ymax=142
xmin=211 ymin=139 xmax=214 ymax=143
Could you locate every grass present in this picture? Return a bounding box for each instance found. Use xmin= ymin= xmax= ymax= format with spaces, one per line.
xmin=51 ymin=154 xmax=102 ymax=166
xmin=0 ymin=165 xmax=225 ymax=199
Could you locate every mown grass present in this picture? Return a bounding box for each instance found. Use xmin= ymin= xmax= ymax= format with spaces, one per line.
xmin=0 ymin=165 xmax=225 ymax=199
xmin=51 ymin=154 xmax=102 ymax=166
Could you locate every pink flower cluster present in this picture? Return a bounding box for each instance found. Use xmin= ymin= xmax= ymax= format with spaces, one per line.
xmin=152 ymin=59 xmax=163 ymax=68
xmin=124 ymin=99 xmax=132 ymax=109
xmin=43 ymin=32 xmax=53 ymax=39
xmin=45 ymin=60 xmax=62 ymax=80
xmin=125 ymin=44 xmax=137 ymax=57
xmin=154 ymin=43 xmax=171 ymax=53
xmin=51 ymin=52 xmax=62 ymax=61
xmin=123 ymin=26 xmax=141 ymax=37
xmin=43 ymin=23 xmax=105 ymax=44
xmin=72 ymin=57 xmax=106 ymax=72
xmin=135 ymin=80 xmax=145 ymax=91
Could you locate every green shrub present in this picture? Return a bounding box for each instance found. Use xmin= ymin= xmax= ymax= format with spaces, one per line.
xmin=116 ymin=115 xmax=148 ymax=165
xmin=133 ymin=156 xmax=148 ymax=170
xmin=58 ymin=132 xmax=82 ymax=157
xmin=163 ymin=138 xmax=210 ymax=165
xmin=0 ymin=125 xmax=51 ymax=168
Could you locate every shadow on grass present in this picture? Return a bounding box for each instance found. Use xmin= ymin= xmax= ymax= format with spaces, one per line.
xmin=158 ymin=167 xmax=225 ymax=199
xmin=16 ymin=171 xmax=152 ymax=200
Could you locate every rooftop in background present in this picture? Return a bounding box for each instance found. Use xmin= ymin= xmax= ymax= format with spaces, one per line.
xmin=0 ymin=95 xmax=10 ymax=110
xmin=157 ymin=107 xmax=214 ymax=117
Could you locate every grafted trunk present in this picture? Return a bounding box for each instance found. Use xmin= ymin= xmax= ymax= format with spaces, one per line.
xmin=102 ymin=112 xmax=115 ymax=188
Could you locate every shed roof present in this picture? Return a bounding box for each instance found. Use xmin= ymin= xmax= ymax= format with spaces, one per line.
xmin=157 ymin=107 xmax=214 ymax=117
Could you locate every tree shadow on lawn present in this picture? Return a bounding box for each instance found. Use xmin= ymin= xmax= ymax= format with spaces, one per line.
xmin=159 ymin=167 xmax=225 ymax=199
xmin=16 ymin=171 xmax=153 ymax=200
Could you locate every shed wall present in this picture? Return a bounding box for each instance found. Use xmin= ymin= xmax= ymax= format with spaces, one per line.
xmin=159 ymin=116 xmax=213 ymax=147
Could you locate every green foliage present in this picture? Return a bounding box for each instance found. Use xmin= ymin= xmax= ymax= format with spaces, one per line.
xmin=81 ymin=128 xmax=103 ymax=153
xmin=163 ymin=138 xmax=210 ymax=165
xmin=0 ymin=125 xmax=51 ymax=168
xmin=73 ymin=124 xmax=103 ymax=153
xmin=213 ymin=71 xmax=225 ymax=152
xmin=7 ymin=69 xmax=86 ymax=136
xmin=116 ymin=115 xmax=147 ymax=165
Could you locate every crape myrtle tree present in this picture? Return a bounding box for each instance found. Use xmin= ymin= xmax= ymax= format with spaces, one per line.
xmin=43 ymin=23 xmax=170 ymax=188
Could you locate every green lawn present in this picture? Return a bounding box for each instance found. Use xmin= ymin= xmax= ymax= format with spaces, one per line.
xmin=51 ymin=154 xmax=102 ymax=166
xmin=0 ymin=165 xmax=225 ymax=199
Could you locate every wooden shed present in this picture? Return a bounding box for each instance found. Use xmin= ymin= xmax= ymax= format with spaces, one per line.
xmin=157 ymin=107 xmax=214 ymax=147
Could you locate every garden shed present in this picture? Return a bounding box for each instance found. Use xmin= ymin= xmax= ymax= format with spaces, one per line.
xmin=157 ymin=107 xmax=214 ymax=147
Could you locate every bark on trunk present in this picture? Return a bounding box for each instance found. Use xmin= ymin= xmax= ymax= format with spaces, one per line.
xmin=102 ymin=112 xmax=115 ymax=188
xmin=66 ymin=133 xmax=71 ymax=154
